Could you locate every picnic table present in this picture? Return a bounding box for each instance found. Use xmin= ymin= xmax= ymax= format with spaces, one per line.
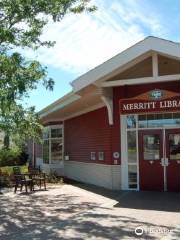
xmin=13 ymin=167 xmax=46 ymax=193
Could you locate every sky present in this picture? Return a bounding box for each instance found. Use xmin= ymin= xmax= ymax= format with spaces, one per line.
xmin=24 ymin=0 xmax=180 ymax=111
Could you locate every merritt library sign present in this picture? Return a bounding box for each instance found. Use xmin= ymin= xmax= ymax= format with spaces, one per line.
xmin=120 ymin=89 xmax=180 ymax=114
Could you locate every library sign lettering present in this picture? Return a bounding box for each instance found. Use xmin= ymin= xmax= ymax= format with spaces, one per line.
xmin=120 ymin=89 xmax=180 ymax=114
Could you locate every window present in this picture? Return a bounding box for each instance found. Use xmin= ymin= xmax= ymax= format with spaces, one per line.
xmin=51 ymin=139 xmax=63 ymax=163
xmin=43 ymin=125 xmax=63 ymax=164
xmin=98 ymin=152 xmax=104 ymax=161
xmin=127 ymin=131 xmax=137 ymax=163
xmin=90 ymin=152 xmax=96 ymax=160
xmin=43 ymin=140 xmax=49 ymax=164
xmin=143 ymin=134 xmax=160 ymax=160
xmin=128 ymin=165 xmax=137 ymax=189
xmin=127 ymin=115 xmax=136 ymax=128
xmin=126 ymin=115 xmax=138 ymax=190
xmin=138 ymin=113 xmax=180 ymax=128
xmin=169 ymin=134 xmax=180 ymax=160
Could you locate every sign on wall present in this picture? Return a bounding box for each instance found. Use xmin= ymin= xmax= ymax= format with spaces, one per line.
xmin=119 ymin=89 xmax=180 ymax=115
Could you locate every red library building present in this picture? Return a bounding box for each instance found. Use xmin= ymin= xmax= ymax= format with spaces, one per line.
xmin=28 ymin=37 xmax=180 ymax=191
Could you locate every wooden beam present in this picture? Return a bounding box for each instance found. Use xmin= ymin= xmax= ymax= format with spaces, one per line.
xmin=152 ymin=52 xmax=158 ymax=77
xmin=101 ymin=74 xmax=180 ymax=87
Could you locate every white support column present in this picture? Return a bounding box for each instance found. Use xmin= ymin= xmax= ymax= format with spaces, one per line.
xmin=101 ymin=88 xmax=113 ymax=125
xmin=120 ymin=115 xmax=128 ymax=190
xmin=152 ymin=52 xmax=158 ymax=77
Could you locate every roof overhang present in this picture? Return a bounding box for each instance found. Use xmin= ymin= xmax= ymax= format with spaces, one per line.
xmin=39 ymin=36 xmax=180 ymax=121
xmin=39 ymin=92 xmax=81 ymax=119
xmin=71 ymin=37 xmax=180 ymax=92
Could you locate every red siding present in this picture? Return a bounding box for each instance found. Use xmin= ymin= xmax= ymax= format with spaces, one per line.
xmin=58 ymin=81 xmax=180 ymax=166
xmin=64 ymin=107 xmax=113 ymax=164
xmin=111 ymin=87 xmax=125 ymax=164
xmin=112 ymin=81 xmax=180 ymax=164
xmin=114 ymin=81 xmax=180 ymax=100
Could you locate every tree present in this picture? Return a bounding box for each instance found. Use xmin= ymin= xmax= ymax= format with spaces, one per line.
xmin=0 ymin=0 xmax=96 ymax=148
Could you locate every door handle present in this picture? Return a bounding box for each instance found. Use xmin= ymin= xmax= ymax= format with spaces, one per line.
xmin=161 ymin=158 xmax=169 ymax=166
xmin=165 ymin=158 xmax=169 ymax=166
xmin=160 ymin=158 xmax=164 ymax=166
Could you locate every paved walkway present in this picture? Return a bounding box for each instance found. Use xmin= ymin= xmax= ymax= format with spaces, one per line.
xmin=0 ymin=183 xmax=180 ymax=240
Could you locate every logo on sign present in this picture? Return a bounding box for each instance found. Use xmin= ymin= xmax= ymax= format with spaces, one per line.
xmin=149 ymin=89 xmax=163 ymax=100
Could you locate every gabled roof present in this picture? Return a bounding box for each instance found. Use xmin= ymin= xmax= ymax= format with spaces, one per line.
xmin=71 ymin=36 xmax=180 ymax=92
xmin=39 ymin=36 xmax=180 ymax=119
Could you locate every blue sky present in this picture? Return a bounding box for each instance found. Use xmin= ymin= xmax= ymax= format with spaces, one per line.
xmin=24 ymin=0 xmax=180 ymax=111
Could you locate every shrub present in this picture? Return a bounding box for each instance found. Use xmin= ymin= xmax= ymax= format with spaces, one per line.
xmin=0 ymin=165 xmax=29 ymax=187
xmin=46 ymin=171 xmax=63 ymax=184
xmin=0 ymin=172 xmax=12 ymax=187
xmin=0 ymin=147 xmax=28 ymax=167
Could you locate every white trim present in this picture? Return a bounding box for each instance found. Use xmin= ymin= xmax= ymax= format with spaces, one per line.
xmin=72 ymin=37 xmax=180 ymax=92
xmin=39 ymin=93 xmax=81 ymax=118
xmin=101 ymin=96 xmax=113 ymax=125
xmin=39 ymin=37 xmax=180 ymax=120
xmin=152 ymin=52 xmax=158 ymax=77
xmin=64 ymin=160 xmax=113 ymax=166
xmin=42 ymin=124 xmax=64 ymax=165
xmin=136 ymin=118 xmax=140 ymax=191
xmin=101 ymin=88 xmax=113 ymax=125
xmin=62 ymin=103 xmax=105 ymax=120
xmin=90 ymin=152 xmax=96 ymax=161
xmin=49 ymin=124 xmax=63 ymax=129
xmin=101 ymin=74 xmax=180 ymax=87
xmin=123 ymin=113 xmax=180 ymax=191
xmin=94 ymin=52 xmax=152 ymax=87
xmin=120 ymin=115 xmax=128 ymax=190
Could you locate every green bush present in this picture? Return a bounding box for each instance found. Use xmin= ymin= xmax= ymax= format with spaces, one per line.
xmin=46 ymin=171 xmax=64 ymax=184
xmin=0 ymin=147 xmax=28 ymax=167
xmin=0 ymin=165 xmax=29 ymax=187
xmin=0 ymin=165 xmax=29 ymax=175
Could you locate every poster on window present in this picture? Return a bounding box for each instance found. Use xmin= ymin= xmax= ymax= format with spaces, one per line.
xmin=147 ymin=136 xmax=154 ymax=145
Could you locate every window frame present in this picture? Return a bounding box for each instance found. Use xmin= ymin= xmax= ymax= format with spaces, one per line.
xmin=42 ymin=124 xmax=64 ymax=164
xmin=98 ymin=151 xmax=104 ymax=161
xmin=90 ymin=152 xmax=96 ymax=161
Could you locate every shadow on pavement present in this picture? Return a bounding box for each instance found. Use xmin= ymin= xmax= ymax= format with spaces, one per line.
xmin=71 ymin=181 xmax=180 ymax=212
xmin=0 ymin=190 xmax=174 ymax=240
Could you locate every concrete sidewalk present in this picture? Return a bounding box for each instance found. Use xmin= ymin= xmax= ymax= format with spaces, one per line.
xmin=0 ymin=183 xmax=180 ymax=239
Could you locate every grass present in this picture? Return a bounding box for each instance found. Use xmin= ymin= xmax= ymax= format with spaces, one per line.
xmin=0 ymin=165 xmax=28 ymax=175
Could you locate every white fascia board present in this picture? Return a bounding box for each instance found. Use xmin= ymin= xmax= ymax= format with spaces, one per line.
xmin=71 ymin=37 xmax=180 ymax=92
xmin=101 ymin=74 xmax=180 ymax=87
xmin=39 ymin=93 xmax=81 ymax=118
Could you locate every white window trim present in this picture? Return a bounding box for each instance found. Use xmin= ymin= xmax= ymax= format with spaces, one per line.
xmin=98 ymin=152 xmax=104 ymax=161
xmin=90 ymin=152 xmax=96 ymax=161
xmin=121 ymin=112 xmax=180 ymax=191
xmin=121 ymin=115 xmax=139 ymax=191
xmin=43 ymin=124 xmax=64 ymax=164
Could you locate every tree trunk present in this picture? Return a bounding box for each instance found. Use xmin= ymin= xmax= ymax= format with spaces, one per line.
xmin=3 ymin=134 xmax=10 ymax=149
